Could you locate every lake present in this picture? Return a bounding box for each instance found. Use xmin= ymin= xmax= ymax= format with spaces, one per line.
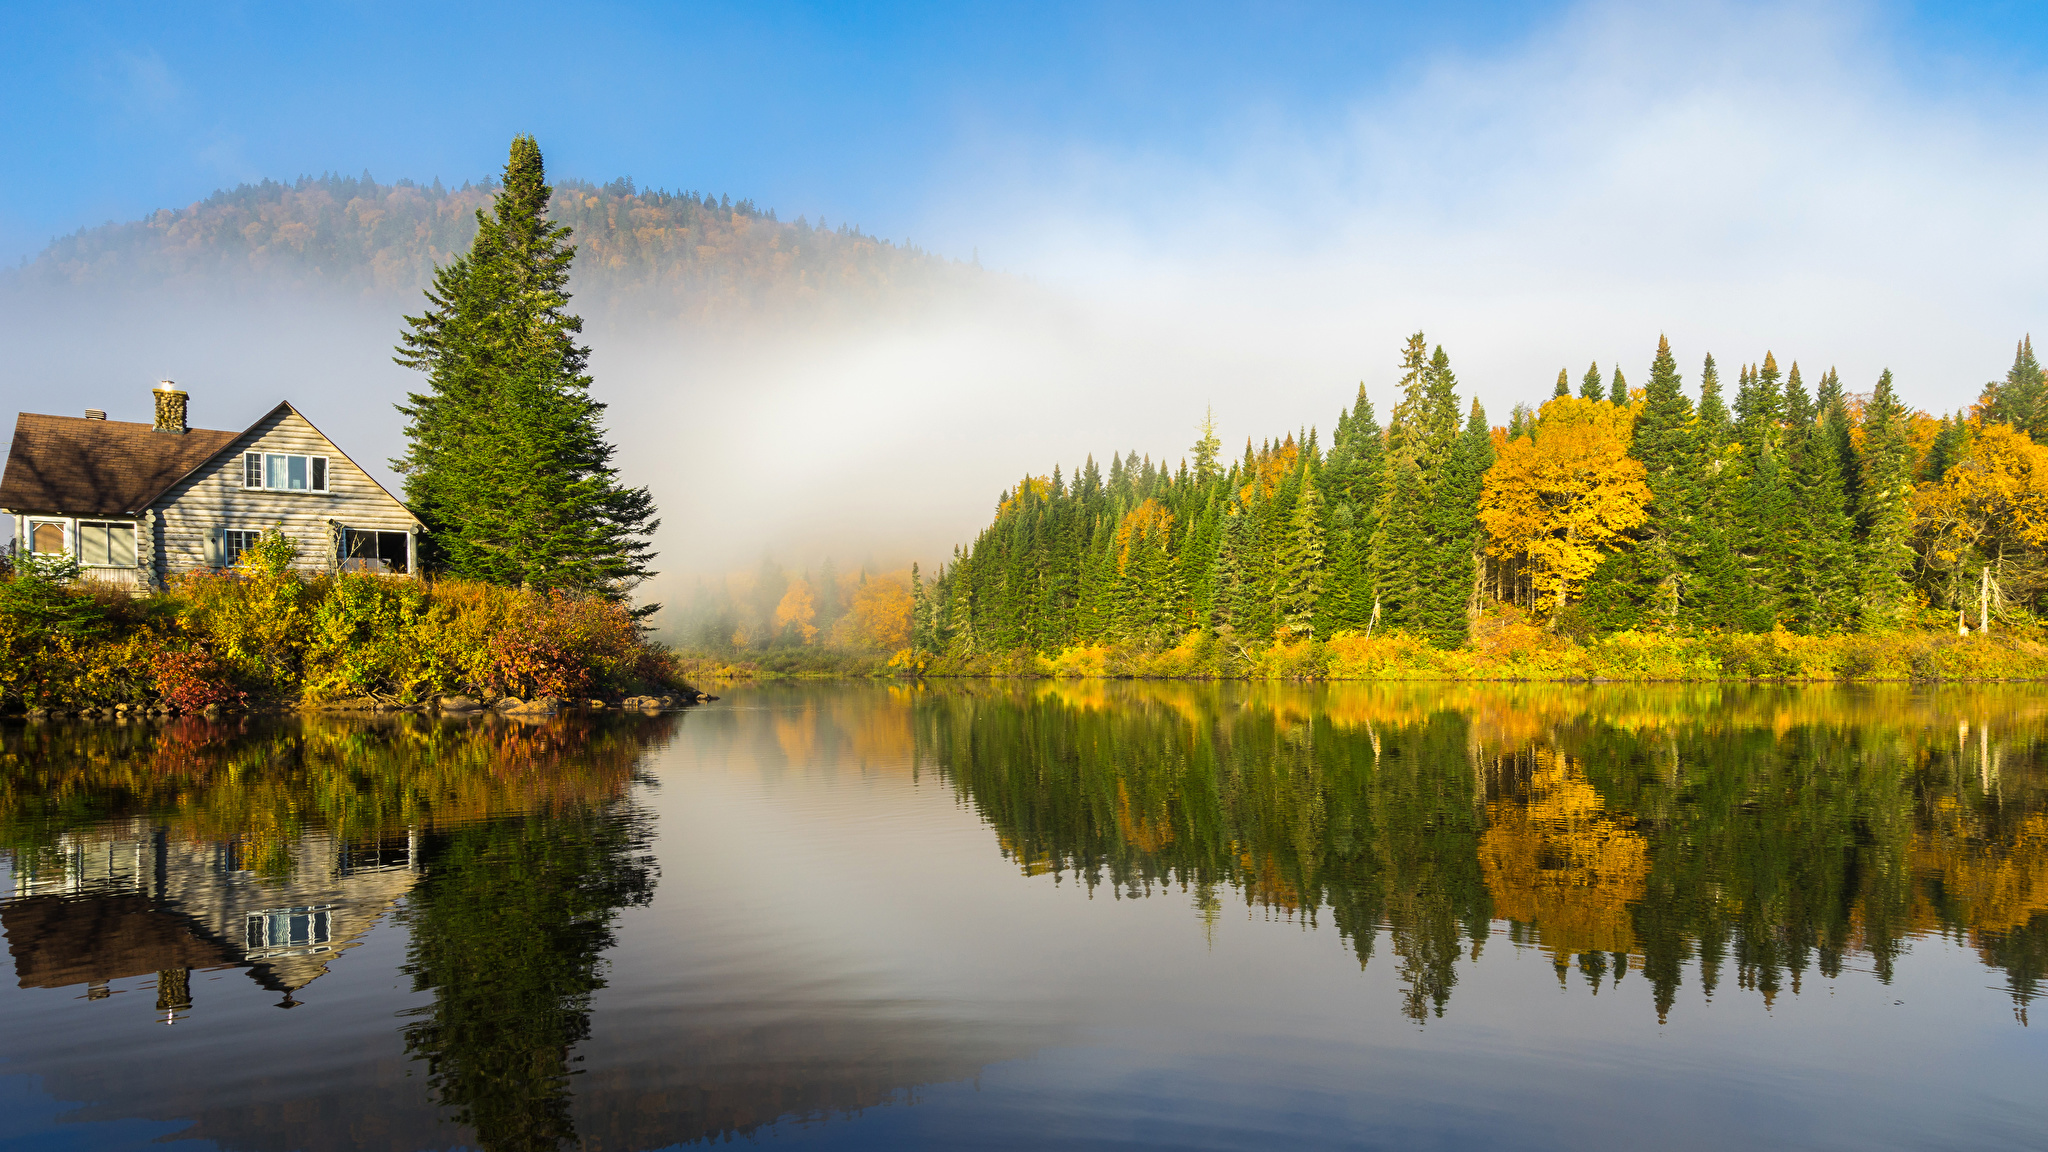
xmin=1 ymin=682 xmax=2044 ymax=1151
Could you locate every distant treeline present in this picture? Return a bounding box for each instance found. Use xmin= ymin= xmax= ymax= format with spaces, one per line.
xmin=13 ymin=171 xmax=964 ymax=317
xmin=914 ymin=333 xmax=2048 ymax=673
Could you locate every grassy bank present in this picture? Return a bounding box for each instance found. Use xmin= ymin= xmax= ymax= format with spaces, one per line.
xmin=922 ymin=609 xmax=2048 ymax=682
xmin=0 ymin=536 xmax=687 ymax=713
xmin=674 ymin=649 xmax=903 ymax=681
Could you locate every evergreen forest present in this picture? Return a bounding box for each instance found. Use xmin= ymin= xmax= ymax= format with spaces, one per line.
xmin=911 ymin=333 xmax=2048 ymax=677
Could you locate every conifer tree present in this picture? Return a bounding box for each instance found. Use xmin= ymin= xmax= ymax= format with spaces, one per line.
xmin=1432 ymin=399 xmax=1493 ymax=641
xmin=1782 ymin=374 xmax=1858 ymax=632
xmin=1317 ymin=386 xmax=1384 ymax=634
xmin=1593 ymin=335 xmax=1691 ymax=625
xmin=1192 ymin=407 xmax=1223 ymax=482
xmin=1279 ymin=483 xmax=1326 ymax=636
xmin=1554 ymin=369 xmax=1571 ymax=399
xmin=1682 ymin=354 xmax=1749 ymax=629
xmin=1983 ymin=336 xmax=2046 ymax=440
xmin=1371 ymin=336 xmax=1466 ymax=643
xmin=395 ymin=135 xmax=658 ymax=597
xmin=1921 ymin=415 xmax=1967 ymax=484
xmin=1696 ymin=354 xmax=1730 ymax=452
xmin=1856 ymin=370 xmax=1916 ymax=625
xmin=1580 ymin=361 xmax=1604 ymax=401
xmin=1608 ymin=365 xmax=1629 ymax=406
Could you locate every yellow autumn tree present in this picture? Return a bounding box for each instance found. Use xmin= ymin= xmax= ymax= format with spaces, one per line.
xmin=848 ymin=575 xmax=914 ymax=653
xmin=1913 ymin=422 xmax=2048 ymax=608
xmin=773 ymin=578 xmax=819 ymax=644
xmin=1478 ymin=395 xmax=1651 ymax=612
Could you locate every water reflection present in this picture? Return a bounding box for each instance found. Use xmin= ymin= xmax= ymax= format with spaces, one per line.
xmin=0 ymin=685 xmax=2043 ymax=1151
xmin=400 ymin=807 xmax=657 ymax=1152
xmin=0 ymin=712 xmax=667 ymax=1152
xmin=918 ymin=682 xmax=2048 ymax=1025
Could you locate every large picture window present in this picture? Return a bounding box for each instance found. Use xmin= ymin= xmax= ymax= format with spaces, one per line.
xmin=343 ymin=529 xmax=410 ymax=575
xmin=242 ymin=452 xmax=328 ymax=493
xmin=76 ymin=521 xmax=137 ymax=568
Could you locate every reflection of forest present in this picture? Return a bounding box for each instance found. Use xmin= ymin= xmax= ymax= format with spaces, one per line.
xmin=920 ymin=681 xmax=2048 ymax=1024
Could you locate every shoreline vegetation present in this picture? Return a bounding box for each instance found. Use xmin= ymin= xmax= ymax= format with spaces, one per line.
xmin=0 ymin=532 xmax=693 ymax=717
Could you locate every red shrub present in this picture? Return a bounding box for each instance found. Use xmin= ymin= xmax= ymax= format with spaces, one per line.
xmin=151 ymin=645 xmax=248 ymax=712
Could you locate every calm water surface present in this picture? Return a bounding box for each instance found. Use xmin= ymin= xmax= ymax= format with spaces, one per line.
xmin=1 ymin=682 xmax=2044 ymax=1150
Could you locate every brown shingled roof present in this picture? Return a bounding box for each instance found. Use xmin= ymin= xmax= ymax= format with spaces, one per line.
xmin=3 ymin=894 xmax=239 ymax=990
xmin=0 ymin=414 xmax=240 ymax=516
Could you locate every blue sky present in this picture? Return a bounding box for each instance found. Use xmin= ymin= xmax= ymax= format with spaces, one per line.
xmin=0 ymin=0 xmax=1551 ymax=261
xmin=5 ymin=1 xmax=2039 ymax=265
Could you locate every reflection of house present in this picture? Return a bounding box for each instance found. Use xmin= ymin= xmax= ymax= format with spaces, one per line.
xmin=3 ymin=822 xmax=422 ymax=1014
xmin=0 ymin=381 xmax=420 ymax=587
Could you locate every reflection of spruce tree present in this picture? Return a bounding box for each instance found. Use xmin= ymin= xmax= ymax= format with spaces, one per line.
xmin=917 ymin=688 xmax=1489 ymax=1021
xmin=1370 ymin=712 xmax=1492 ymax=1021
xmin=401 ymin=809 xmax=656 ymax=1152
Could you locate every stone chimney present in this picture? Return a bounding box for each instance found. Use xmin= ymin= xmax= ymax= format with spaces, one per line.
xmin=153 ymin=381 xmax=187 ymax=434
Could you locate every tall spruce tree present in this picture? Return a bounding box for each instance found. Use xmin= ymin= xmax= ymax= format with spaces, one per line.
xmin=395 ymin=135 xmax=658 ymax=597
xmin=1683 ymin=354 xmax=1750 ymax=629
xmin=1856 ymin=369 xmax=1916 ymax=625
xmin=1784 ymin=368 xmax=1858 ymax=632
xmin=1279 ymin=482 xmax=1326 ymax=636
xmin=1580 ymin=361 xmax=1605 ymax=401
xmin=1601 ymin=335 xmax=1692 ymax=625
xmin=1434 ymin=399 xmax=1493 ymax=641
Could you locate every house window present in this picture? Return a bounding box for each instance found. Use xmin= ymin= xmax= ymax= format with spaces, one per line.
xmin=242 ymin=452 xmax=328 ymax=493
xmin=29 ymin=521 xmax=66 ymax=554
xmin=222 ymin=529 xmax=262 ymax=569
xmin=76 ymin=521 xmax=137 ymax=568
xmin=343 ymin=529 xmax=410 ymax=574
xmin=245 ymin=905 xmax=332 ymax=951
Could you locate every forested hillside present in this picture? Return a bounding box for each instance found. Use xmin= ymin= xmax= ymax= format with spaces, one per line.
xmin=12 ymin=172 xmax=958 ymax=317
xmin=904 ymin=333 xmax=2048 ymax=678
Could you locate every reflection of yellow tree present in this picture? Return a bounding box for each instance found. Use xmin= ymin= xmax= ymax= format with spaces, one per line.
xmin=1913 ymin=802 xmax=2048 ymax=999
xmin=1483 ymin=749 xmax=1649 ymax=961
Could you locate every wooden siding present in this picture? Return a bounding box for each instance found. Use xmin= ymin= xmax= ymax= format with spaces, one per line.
xmin=151 ymin=406 xmax=418 ymax=576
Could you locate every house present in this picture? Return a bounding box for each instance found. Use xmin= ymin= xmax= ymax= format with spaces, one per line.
xmin=0 ymin=381 xmax=420 ymax=587
xmin=6 ymin=820 xmax=423 ymax=1013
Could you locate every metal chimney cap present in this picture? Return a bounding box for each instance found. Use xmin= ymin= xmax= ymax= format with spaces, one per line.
xmin=84 ymin=409 xmax=107 ymax=420
xmin=155 ymin=380 xmax=182 ymax=392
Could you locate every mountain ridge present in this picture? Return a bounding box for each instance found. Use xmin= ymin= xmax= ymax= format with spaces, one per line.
xmin=10 ymin=172 xmax=967 ymax=320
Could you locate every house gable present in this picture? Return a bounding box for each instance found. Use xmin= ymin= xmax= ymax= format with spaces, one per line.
xmin=151 ymin=403 xmax=420 ymax=575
